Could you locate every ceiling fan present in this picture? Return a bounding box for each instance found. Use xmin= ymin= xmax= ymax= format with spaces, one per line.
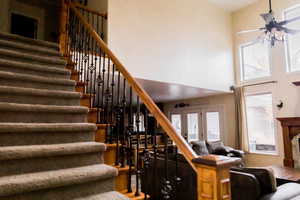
xmin=238 ymin=0 xmax=300 ymax=47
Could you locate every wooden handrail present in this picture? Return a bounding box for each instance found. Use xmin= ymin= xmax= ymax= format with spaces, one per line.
xmin=72 ymin=2 xmax=107 ymax=18
xmin=69 ymin=2 xmax=198 ymax=169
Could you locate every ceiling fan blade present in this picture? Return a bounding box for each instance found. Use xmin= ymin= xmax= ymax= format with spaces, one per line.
xmin=237 ymin=28 xmax=265 ymax=34
xmin=281 ymin=27 xmax=300 ymax=34
xmin=279 ymin=16 xmax=300 ymax=25
xmin=260 ymin=13 xmax=274 ymax=24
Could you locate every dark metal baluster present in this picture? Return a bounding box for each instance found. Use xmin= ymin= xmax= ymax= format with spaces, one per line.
xmin=101 ymin=15 xmax=105 ymax=39
xmin=127 ymin=87 xmax=133 ymax=193
xmin=79 ymin=20 xmax=84 ymax=82
xmin=105 ymin=59 xmax=111 ymax=123
xmin=174 ymin=146 xmax=181 ymax=200
xmin=108 ymin=64 xmax=115 ymax=143
xmin=88 ymin=37 xmax=96 ymax=108
xmin=96 ymin=45 xmax=103 ymax=123
xmin=143 ymin=108 xmax=150 ymax=200
xmin=153 ymin=119 xmax=158 ymax=199
xmin=162 ymin=135 xmax=172 ymax=200
xmin=114 ymin=70 xmax=121 ymax=166
xmin=100 ymin=52 xmax=107 ymax=123
xmin=120 ymin=78 xmax=127 ymax=168
xmin=135 ymin=96 xmax=141 ymax=197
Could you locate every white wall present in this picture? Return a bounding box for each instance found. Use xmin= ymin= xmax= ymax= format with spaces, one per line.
xmin=107 ymin=0 xmax=234 ymax=92
xmin=233 ymin=0 xmax=300 ymax=166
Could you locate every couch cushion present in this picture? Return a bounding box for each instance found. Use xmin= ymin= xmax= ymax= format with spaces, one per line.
xmin=206 ymin=141 xmax=224 ymax=154
xmin=260 ymin=183 xmax=300 ymax=200
xmin=232 ymin=167 xmax=277 ymax=195
xmin=191 ymin=141 xmax=209 ymax=155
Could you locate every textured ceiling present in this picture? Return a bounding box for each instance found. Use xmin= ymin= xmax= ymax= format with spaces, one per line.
xmin=208 ymin=0 xmax=259 ymax=12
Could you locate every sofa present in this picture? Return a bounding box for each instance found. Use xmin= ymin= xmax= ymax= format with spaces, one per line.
xmin=231 ymin=167 xmax=300 ymax=200
xmin=191 ymin=140 xmax=245 ymax=161
xmin=141 ymin=146 xmax=300 ymax=200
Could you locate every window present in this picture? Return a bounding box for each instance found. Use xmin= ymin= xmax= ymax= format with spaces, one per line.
xmin=240 ymin=42 xmax=271 ymax=81
xmin=206 ymin=112 xmax=221 ymax=142
xmin=171 ymin=114 xmax=182 ymax=135
xmin=284 ymin=6 xmax=300 ymax=72
xmin=187 ymin=113 xmax=199 ymax=142
xmin=245 ymin=93 xmax=276 ymax=154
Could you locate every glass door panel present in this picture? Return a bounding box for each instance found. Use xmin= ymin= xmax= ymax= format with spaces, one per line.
xmin=171 ymin=114 xmax=182 ymax=135
xmin=206 ymin=112 xmax=221 ymax=142
xmin=187 ymin=113 xmax=199 ymax=142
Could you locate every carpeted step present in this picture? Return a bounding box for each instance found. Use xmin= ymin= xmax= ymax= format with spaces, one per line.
xmin=0 ymin=123 xmax=97 ymax=146
xmin=0 ymin=103 xmax=88 ymax=123
xmin=0 ymin=142 xmax=106 ymax=177
xmin=0 ymin=58 xmax=70 ymax=79
xmin=73 ymin=191 xmax=130 ymax=200
xmin=0 ymin=71 xmax=75 ymax=91
xmin=0 ymin=32 xmax=59 ymax=51
xmin=0 ymin=164 xmax=118 ymax=199
xmin=0 ymin=39 xmax=61 ymax=57
xmin=0 ymin=49 xmax=66 ymax=67
xmin=0 ymin=86 xmax=80 ymax=106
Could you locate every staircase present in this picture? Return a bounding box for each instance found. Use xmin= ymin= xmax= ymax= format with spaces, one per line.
xmin=0 ymin=32 xmax=129 ymax=200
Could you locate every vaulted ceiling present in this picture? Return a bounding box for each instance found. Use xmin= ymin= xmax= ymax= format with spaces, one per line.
xmin=208 ymin=0 xmax=259 ymax=12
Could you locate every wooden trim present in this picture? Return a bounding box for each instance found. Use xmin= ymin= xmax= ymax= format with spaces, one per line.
xmin=59 ymin=0 xmax=68 ymax=55
xmin=72 ymin=2 xmax=107 ymax=18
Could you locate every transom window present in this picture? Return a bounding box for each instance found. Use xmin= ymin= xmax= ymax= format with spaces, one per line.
xmin=240 ymin=42 xmax=271 ymax=81
xmin=284 ymin=5 xmax=300 ymax=72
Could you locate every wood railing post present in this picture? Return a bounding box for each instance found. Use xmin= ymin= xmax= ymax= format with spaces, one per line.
xmin=192 ymin=155 xmax=241 ymax=200
xmin=59 ymin=0 xmax=69 ymax=56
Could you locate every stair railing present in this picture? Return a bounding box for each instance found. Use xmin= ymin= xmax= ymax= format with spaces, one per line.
xmin=60 ymin=1 xmax=241 ymax=199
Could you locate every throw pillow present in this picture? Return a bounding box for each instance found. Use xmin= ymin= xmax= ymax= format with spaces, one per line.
xmin=191 ymin=141 xmax=209 ymax=155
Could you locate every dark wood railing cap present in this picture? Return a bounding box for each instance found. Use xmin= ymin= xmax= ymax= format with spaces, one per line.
xmin=192 ymin=155 xmax=241 ymax=169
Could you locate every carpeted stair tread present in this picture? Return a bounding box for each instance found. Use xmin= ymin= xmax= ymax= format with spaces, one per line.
xmin=0 ymin=142 xmax=106 ymax=161
xmin=0 ymin=58 xmax=70 ymax=78
xmin=0 ymin=164 xmax=118 ymax=197
xmin=0 ymin=39 xmax=61 ymax=56
xmin=0 ymin=85 xmax=80 ymax=99
xmin=73 ymin=191 xmax=130 ymax=200
xmin=0 ymin=49 xmax=66 ymax=66
xmin=0 ymin=102 xmax=88 ymax=113
xmin=0 ymin=32 xmax=59 ymax=50
xmin=0 ymin=70 xmax=75 ymax=91
xmin=0 ymin=123 xmax=96 ymax=133
xmin=0 ymin=123 xmax=97 ymax=146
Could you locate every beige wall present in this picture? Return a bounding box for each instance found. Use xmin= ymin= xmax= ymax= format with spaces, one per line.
xmin=232 ymin=0 xmax=300 ymax=167
xmin=106 ymin=0 xmax=235 ymax=92
xmin=163 ymin=93 xmax=237 ymax=148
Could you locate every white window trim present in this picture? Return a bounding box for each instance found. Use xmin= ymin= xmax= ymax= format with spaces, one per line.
xmin=244 ymin=92 xmax=279 ymax=156
xmin=283 ymin=4 xmax=300 ymax=73
xmin=239 ymin=42 xmax=272 ymax=83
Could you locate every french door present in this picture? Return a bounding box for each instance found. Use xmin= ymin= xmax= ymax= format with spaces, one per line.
xmin=170 ymin=106 xmax=224 ymax=143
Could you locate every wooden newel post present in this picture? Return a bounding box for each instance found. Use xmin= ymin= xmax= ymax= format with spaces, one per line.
xmin=192 ymin=155 xmax=241 ymax=200
xmin=59 ymin=0 xmax=69 ymax=56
